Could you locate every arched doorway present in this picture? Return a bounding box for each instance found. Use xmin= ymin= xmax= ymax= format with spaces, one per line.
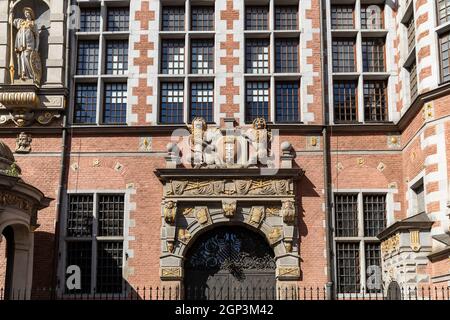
xmin=184 ymin=226 xmax=276 ymax=300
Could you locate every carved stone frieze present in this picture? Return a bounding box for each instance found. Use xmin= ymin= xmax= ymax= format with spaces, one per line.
xmin=160 ymin=267 xmax=182 ymax=279
xmin=381 ymin=233 xmax=400 ymax=255
xmin=0 ymin=191 xmax=34 ymax=215
xmin=165 ymin=178 xmax=294 ymax=197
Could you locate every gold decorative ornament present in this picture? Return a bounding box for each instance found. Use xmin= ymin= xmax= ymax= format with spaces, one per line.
xmin=284 ymin=240 xmax=293 ymax=253
xmin=277 ymin=266 xmax=300 ymax=278
xmin=196 ymin=207 xmax=209 ymax=225
xmin=266 ymin=207 xmax=280 ymax=216
xmin=166 ymin=241 xmax=174 ymax=253
xmin=357 ymin=158 xmax=365 ymax=166
xmin=248 ymin=206 xmax=265 ymax=225
xmin=381 ymin=233 xmax=400 ymax=255
xmin=177 ymin=229 xmax=191 ymax=244
xmin=268 ymin=227 xmax=283 ymax=243
xmin=161 ymin=267 xmax=182 ymax=279
xmin=222 ymin=200 xmax=237 ymax=218
xmin=410 ymin=230 xmax=421 ymax=252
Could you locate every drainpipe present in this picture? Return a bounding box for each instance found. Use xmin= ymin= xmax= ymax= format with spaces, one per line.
xmin=319 ymin=0 xmax=335 ymax=300
xmin=51 ymin=0 xmax=72 ymax=296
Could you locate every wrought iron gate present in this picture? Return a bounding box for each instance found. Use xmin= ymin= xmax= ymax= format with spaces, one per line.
xmin=184 ymin=226 xmax=276 ymax=300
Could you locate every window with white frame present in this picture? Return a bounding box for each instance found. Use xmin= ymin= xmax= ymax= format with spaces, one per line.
xmin=73 ymin=4 xmax=129 ymax=125
xmin=334 ymin=193 xmax=386 ymax=294
xmin=65 ymin=194 xmax=125 ymax=294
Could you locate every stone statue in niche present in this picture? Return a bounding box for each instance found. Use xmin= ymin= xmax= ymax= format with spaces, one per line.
xmin=9 ymin=7 xmax=42 ymax=84
xmin=15 ymin=132 xmax=32 ymax=154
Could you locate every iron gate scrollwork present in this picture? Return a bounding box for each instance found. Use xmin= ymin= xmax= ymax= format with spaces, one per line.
xmin=184 ymin=226 xmax=276 ymax=300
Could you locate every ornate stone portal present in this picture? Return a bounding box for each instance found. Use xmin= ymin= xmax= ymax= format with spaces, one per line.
xmin=157 ymin=118 xmax=303 ymax=284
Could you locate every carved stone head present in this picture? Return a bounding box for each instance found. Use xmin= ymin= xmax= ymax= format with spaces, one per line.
xmin=23 ymin=7 xmax=35 ymax=20
xmin=15 ymin=132 xmax=32 ymax=154
xmin=252 ymin=117 xmax=267 ymax=130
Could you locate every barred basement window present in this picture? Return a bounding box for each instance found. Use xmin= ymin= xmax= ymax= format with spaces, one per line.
xmin=406 ymin=16 xmax=416 ymax=54
xmin=331 ymin=5 xmax=354 ymax=30
xmin=332 ymin=39 xmax=356 ymax=72
xmin=335 ymin=194 xmax=358 ymax=237
xmin=275 ymin=81 xmax=300 ymax=123
xmin=360 ymin=5 xmax=383 ymax=29
xmin=275 ymin=6 xmax=298 ymax=30
xmin=106 ymin=40 xmax=128 ymax=75
xmin=67 ymin=195 xmax=93 ymax=237
xmin=65 ymin=194 xmax=125 ymax=294
xmin=107 ymin=7 xmax=129 ymax=31
xmin=97 ymin=241 xmax=124 ymax=294
xmin=336 ymin=243 xmax=360 ymax=294
xmin=275 ymin=38 xmax=299 ymax=73
xmin=76 ymin=41 xmax=99 ymax=75
xmin=161 ymin=40 xmax=185 ymax=75
xmin=246 ymin=81 xmax=270 ymax=123
xmin=79 ymin=8 xmax=101 ymax=32
xmin=364 ymin=81 xmax=387 ymax=122
xmin=408 ymin=61 xmax=418 ymax=101
xmin=191 ymin=6 xmax=214 ymax=31
xmin=333 ymin=81 xmax=358 ymax=123
xmin=103 ymin=83 xmax=127 ymax=124
xmin=334 ymin=192 xmax=386 ymax=294
xmin=362 ymin=38 xmax=385 ymax=72
xmin=162 ymin=6 xmax=185 ymax=31
xmin=363 ymin=194 xmax=386 ymax=237
xmin=191 ymin=39 xmax=214 ymax=74
xmin=364 ymin=243 xmax=381 ymax=293
xmin=246 ymin=39 xmax=270 ymax=74
xmin=439 ymin=32 xmax=450 ymax=83
xmin=66 ymin=241 xmax=92 ymax=294
xmin=190 ymin=82 xmax=214 ymax=122
xmin=245 ymin=6 xmax=269 ymax=30
xmin=437 ymin=0 xmax=450 ymax=25
xmin=74 ymin=83 xmax=97 ymax=124
xmin=160 ymin=82 xmax=184 ymax=124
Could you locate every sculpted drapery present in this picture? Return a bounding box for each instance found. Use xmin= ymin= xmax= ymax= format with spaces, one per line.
xmin=9 ymin=7 xmax=42 ymax=84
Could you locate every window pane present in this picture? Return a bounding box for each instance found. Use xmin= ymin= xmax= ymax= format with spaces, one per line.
xmin=336 ymin=243 xmax=360 ymax=293
xmin=438 ymin=0 xmax=450 ymax=25
xmin=363 ymin=194 xmax=386 ymax=237
xmin=331 ymin=5 xmax=354 ymax=29
xmin=190 ymin=82 xmax=214 ymax=122
xmin=364 ymin=80 xmax=387 ymax=122
xmin=96 ymin=241 xmax=123 ymax=293
xmin=406 ymin=17 xmax=416 ymax=54
xmin=106 ymin=40 xmax=129 ymax=75
xmin=275 ymin=38 xmax=299 ymax=73
xmin=440 ymin=32 xmax=450 ymax=83
xmin=332 ymin=38 xmax=356 ymax=72
xmin=98 ymin=195 xmax=124 ymax=237
xmin=276 ymin=81 xmax=300 ymax=123
xmin=333 ymin=81 xmax=358 ymax=123
xmin=67 ymin=194 xmax=94 ymax=237
xmin=103 ymin=83 xmax=127 ymax=124
xmin=245 ymin=6 xmax=269 ymax=30
xmin=160 ymin=82 xmax=184 ymax=124
xmin=361 ymin=5 xmax=384 ymax=29
xmin=77 ymin=41 xmax=99 ymax=75
xmin=362 ymin=38 xmax=385 ymax=72
xmin=191 ymin=6 xmax=214 ymax=31
xmin=365 ymin=243 xmax=382 ymax=293
xmin=162 ymin=6 xmax=185 ymax=31
xmin=66 ymin=241 xmax=92 ymax=294
xmin=335 ymin=194 xmax=359 ymax=237
xmin=191 ymin=39 xmax=214 ymax=74
xmin=79 ymin=8 xmax=101 ymax=32
xmin=408 ymin=61 xmax=418 ymax=100
xmin=74 ymin=83 xmax=97 ymax=124
xmin=161 ymin=40 xmax=185 ymax=75
xmin=107 ymin=7 xmax=129 ymax=31
xmin=275 ymin=6 xmax=298 ymax=30
xmin=245 ymin=81 xmax=269 ymax=123
xmin=246 ymin=39 xmax=270 ymax=74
